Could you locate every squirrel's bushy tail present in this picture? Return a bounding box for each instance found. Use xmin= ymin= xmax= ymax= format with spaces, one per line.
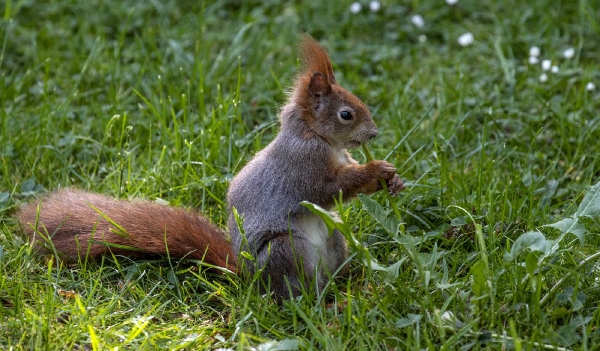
xmin=17 ymin=189 xmax=236 ymax=271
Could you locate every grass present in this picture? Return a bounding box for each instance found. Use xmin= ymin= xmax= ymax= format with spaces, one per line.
xmin=1 ymin=0 xmax=600 ymax=349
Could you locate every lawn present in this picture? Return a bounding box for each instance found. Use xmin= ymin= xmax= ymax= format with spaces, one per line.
xmin=1 ymin=0 xmax=600 ymax=349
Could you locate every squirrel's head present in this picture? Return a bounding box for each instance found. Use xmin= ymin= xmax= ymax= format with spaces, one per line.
xmin=290 ymin=35 xmax=378 ymax=149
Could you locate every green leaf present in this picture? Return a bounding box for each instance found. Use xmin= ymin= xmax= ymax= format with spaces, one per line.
xmin=450 ymin=216 xmax=467 ymax=226
xmin=369 ymin=257 xmax=407 ymax=280
xmin=576 ymin=181 xmax=600 ymax=217
xmin=570 ymin=315 xmax=593 ymax=328
xmin=240 ymin=251 xmax=255 ymax=261
xmin=545 ymin=180 xmax=600 ymax=245
xmin=547 ymin=218 xmax=587 ymax=243
xmin=396 ymin=314 xmax=422 ymax=328
xmin=503 ymin=231 xmax=553 ymax=262
xmin=358 ymin=194 xmax=400 ymax=235
xmin=525 ymin=252 xmax=539 ymax=277
xmin=557 ymin=324 xmax=581 ymax=347
xmin=300 ymin=201 xmax=344 ymax=236
xmin=21 ymin=178 xmax=36 ymax=193
xmin=470 ymin=259 xmax=487 ymax=297
xmin=0 ymin=192 xmax=9 ymax=205
xmin=167 ymin=269 xmax=179 ymax=285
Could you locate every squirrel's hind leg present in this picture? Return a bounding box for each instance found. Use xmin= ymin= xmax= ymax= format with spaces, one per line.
xmin=246 ymin=233 xmax=326 ymax=301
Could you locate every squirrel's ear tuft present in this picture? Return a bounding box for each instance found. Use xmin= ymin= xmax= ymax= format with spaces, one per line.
xmin=299 ymin=34 xmax=336 ymax=87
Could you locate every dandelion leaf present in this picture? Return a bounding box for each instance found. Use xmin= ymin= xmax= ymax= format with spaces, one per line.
xmin=369 ymin=256 xmax=406 ymax=280
xmin=300 ymin=201 xmax=343 ymax=236
xmin=503 ymin=231 xmax=553 ymax=262
xmin=545 ymin=180 xmax=600 ymax=244
xmin=546 ymin=217 xmax=586 ymax=243
xmin=576 ymin=181 xmax=600 ymax=217
xmin=358 ymin=193 xmax=400 ymax=235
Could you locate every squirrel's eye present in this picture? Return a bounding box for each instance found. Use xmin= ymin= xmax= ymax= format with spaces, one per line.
xmin=340 ymin=111 xmax=353 ymax=121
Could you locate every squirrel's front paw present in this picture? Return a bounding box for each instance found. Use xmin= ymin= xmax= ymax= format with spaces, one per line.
xmin=387 ymin=174 xmax=405 ymax=196
xmin=373 ymin=160 xmax=397 ymax=180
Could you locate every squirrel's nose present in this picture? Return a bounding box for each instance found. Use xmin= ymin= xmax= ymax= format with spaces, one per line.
xmin=368 ymin=128 xmax=378 ymax=140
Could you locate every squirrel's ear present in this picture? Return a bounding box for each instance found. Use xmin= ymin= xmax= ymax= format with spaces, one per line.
xmin=299 ymin=34 xmax=336 ymax=86
xmin=308 ymin=72 xmax=330 ymax=96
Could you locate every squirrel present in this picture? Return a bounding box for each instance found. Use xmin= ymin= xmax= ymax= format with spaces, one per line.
xmin=16 ymin=35 xmax=405 ymax=300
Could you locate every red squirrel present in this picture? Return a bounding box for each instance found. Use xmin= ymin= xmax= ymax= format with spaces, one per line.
xmin=17 ymin=35 xmax=404 ymax=300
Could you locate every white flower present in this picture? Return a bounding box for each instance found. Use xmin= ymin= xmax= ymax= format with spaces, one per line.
xmin=457 ymin=32 xmax=474 ymax=47
xmin=418 ymin=34 xmax=427 ymax=43
xmin=528 ymin=56 xmax=539 ymax=65
xmin=539 ymin=73 xmax=548 ymax=83
xmin=369 ymin=1 xmax=381 ymax=12
xmin=350 ymin=2 xmax=362 ymax=14
xmin=541 ymin=59 xmax=551 ymax=71
xmin=446 ymin=0 xmax=458 ymax=5
xmin=411 ymin=14 xmax=425 ymax=28
xmin=586 ymin=82 xmax=595 ymax=91
xmin=563 ymin=47 xmax=575 ymax=59
xmin=551 ymin=65 xmax=559 ymax=73
xmin=529 ymin=46 xmax=540 ymax=57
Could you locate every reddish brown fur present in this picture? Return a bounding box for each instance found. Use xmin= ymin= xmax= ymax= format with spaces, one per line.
xmin=293 ymin=35 xmax=337 ymax=110
xmin=299 ymin=34 xmax=336 ymax=85
xmin=17 ymin=189 xmax=236 ymax=271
